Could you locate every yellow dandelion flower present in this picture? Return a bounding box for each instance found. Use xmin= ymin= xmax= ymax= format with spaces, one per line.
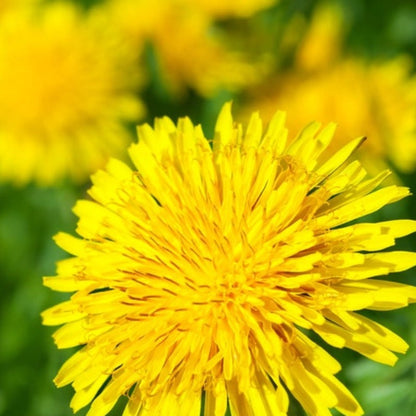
xmin=104 ymin=0 xmax=264 ymax=96
xmin=42 ymin=103 xmax=416 ymax=416
xmin=245 ymin=57 xmax=416 ymax=175
xmin=0 ymin=2 xmax=144 ymax=186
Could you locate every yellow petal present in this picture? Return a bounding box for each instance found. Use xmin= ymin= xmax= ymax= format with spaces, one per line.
xmin=204 ymin=381 xmax=227 ymax=416
xmin=214 ymin=101 xmax=235 ymax=151
xmin=342 ymin=251 xmax=416 ymax=280
xmin=314 ymin=186 xmax=410 ymax=228
xmin=315 ymin=137 xmax=365 ymax=180
xmin=71 ymin=374 xmax=109 ymax=413
xmin=41 ymin=300 xmax=86 ymax=326
xmin=246 ymin=370 xmax=287 ymax=416
xmin=314 ymin=320 xmax=399 ymax=365
xmin=261 ymin=110 xmax=287 ymax=155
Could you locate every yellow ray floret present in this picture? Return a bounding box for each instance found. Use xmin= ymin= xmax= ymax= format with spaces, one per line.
xmin=43 ymin=103 xmax=416 ymax=416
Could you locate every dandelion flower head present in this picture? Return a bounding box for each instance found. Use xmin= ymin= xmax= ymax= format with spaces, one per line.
xmin=43 ymin=103 xmax=416 ymax=416
xmin=0 ymin=2 xmax=144 ymax=185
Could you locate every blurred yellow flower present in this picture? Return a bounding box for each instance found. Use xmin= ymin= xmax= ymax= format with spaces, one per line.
xmin=0 ymin=2 xmax=144 ymax=186
xmin=244 ymin=3 xmax=416 ymax=175
xmin=104 ymin=0 xmax=265 ymax=96
xmin=179 ymin=0 xmax=277 ymax=18
xmin=151 ymin=9 xmax=261 ymax=96
xmin=294 ymin=2 xmax=345 ymax=72
xmin=0 ymin=0 xmax=38 ymax=16
xmin=43 ymin=103 xmax=416 ymax=416
xmin=246 ymin=57 xmax=416 ymax=175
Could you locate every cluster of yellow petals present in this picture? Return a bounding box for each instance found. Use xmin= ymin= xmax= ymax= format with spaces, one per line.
xmin=0 ymin=2 xmax=144 ymax=185
xmin=43 ymin=104 xmax=416 ymax=416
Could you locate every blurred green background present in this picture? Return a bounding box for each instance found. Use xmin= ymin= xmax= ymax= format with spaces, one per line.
xmin=1 ymin=0 xmax=416 ymax=415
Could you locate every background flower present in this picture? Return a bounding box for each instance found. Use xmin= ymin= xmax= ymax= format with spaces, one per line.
xmin=177 ymin=0 xmax=277 ymax=18
xmin=0 ymin=2 xmax=144 ymax=185
xmin=244 ymin=57 xmax=416 ymax=176
xmin=241 ymin=3 xmax=416 ymax=177
xmin=103 ymin=0 xmax=269 ymax=97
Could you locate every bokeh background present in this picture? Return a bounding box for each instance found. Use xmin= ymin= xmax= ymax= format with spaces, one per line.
xmin=1 ymin=0 xmax=416 ymax=415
